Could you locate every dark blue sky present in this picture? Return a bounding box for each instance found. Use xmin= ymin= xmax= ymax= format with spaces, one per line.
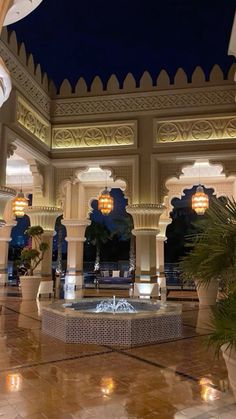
xmin=9 ymin=0 xmax=235 ymax=88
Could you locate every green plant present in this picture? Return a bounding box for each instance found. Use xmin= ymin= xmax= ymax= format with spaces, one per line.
xmin=85 ymin=221 xmax=111 ymax=270
xmin=180 ymin=197 xmax=236 ymax=291
xmin=113 ymin=215 xmax=135 ymax=272
xmin=209 ymin=291 xmax=236 ymax=356
xmin=20 ymin=226 xmax=49 ymax=276
xmin=180 ymin=197 xmax=236 ymax=356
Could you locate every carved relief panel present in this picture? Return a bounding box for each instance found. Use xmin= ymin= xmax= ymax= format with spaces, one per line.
xmin=52 ymin=121 xmax=137 ymax=150
xmin=155 ymin=116 xmax=236 ymax=144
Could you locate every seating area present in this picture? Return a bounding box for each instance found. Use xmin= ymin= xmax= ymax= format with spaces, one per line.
xmin=95 ymin=269 xmax=134 ymax=287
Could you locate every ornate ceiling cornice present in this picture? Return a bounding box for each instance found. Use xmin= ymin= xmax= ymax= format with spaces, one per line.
xmin=52 ymin=86 xmax=235 ymax=119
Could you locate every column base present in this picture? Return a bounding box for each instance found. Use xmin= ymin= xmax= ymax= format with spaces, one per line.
xmin=158 ymin=274 xmax=167 ymax=302
xmin=133 ymin=282 xmax=159 ymax=299
xmin=65 ymin=272 xmax=84 ymax=290
xmin=0 ymin=271 xmax=7 ymax=286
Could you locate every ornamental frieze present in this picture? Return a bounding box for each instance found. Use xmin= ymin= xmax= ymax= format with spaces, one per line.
xmin=16 ymin=96 xmax=51 ymax=146
xmin=0 ymin=40 xmax=50 ymax=117
xmin=53 ymin=88 xmax=235 ymax=118
xmin=52 ymin=122 xmax=137 ymax=149
xmin=155 ymin=117 xmax=236 ymax=143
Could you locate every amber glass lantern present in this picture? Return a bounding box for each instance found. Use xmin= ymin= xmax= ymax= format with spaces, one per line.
xmin=98 ymin=187 xmax=114 ymax=215
xmin=192 ymin=185 xmax=209 ymax=215
xmin=12 ymin=191 xmax=28 ymax=218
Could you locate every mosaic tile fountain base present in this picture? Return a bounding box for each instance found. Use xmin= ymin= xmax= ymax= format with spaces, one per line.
xmin=42 ymin=300 xmax=182 ymax=347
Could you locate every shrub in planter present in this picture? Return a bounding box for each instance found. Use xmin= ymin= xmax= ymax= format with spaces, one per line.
xmin=19 ymin=226 xmax=49 ymax=299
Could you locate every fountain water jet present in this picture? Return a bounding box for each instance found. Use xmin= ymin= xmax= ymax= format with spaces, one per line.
xmin=95 ymin=295 xmax=137 ymax=314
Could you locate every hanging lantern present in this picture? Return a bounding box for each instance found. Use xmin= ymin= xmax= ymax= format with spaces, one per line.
xmin=192 ymin=185 xmax=209 ymax=215
xmin=12 ymin=191 xmax=28 ymax=218
xmin=98 ymin=187 xmax=114 ymax=215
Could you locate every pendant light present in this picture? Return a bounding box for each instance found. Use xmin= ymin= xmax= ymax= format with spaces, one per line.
xmin=12 ymin=189 xmax=28 ymax=218
xmin=192 ymin=163 xmax=209 ymax=215
xmin=192 ymin=185 xmax=209 ymax=215
xmin=98 ymin=171 xmax=114 ymax=215
xmin=98 ymin=187 xmax=114 ymax=215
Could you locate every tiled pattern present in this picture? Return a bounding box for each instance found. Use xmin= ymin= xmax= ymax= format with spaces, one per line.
xmin=0 ymin=286 xmax=235 ymax=418
xmin=42 ymin=307 xmax=182 ymax=346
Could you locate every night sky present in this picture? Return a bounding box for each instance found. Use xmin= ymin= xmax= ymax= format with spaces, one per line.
xmin=9 ymin=0 xmax=236 ymax=88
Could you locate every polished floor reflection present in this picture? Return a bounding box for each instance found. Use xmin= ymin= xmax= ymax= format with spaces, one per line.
xmin=0 ymin=286 xmax=235 ymax=418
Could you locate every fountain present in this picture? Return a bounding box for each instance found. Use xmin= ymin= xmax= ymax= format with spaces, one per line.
xmin=42 ymin=297 xmax=182 ymax=347
xmin=89 ymin=296 xmax=137 ymax=314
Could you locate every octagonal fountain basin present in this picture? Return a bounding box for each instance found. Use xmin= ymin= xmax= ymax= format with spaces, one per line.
xmin=42 ymin=297 xmax=182 ymax=347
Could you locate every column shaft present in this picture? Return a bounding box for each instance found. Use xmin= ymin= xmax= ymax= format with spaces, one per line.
xmin=26 ymin=206 xmax=62 ymax=280
xmin=34 ymin=231 xmax=54 ymax=278
xmin=0 ymin=221 xmax=16 ymax=285
xmin=62 ymin=219 xmax=90 ymax=288
xmin=126 ymin=204 xmax=165 ymax=298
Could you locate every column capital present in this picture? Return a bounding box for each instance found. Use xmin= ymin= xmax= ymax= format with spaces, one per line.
xmin=126 ymin=203 xmax=165 ymax=230
xmin=62 ymin=219 xmax=91 ymax=228
xmin=26 ymin=206 xmax=62 ymax=232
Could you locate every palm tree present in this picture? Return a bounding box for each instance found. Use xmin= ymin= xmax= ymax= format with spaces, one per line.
xmin=85 ymin=221 xmax=111 ymax=271
xmin=180 ymin=197 xmax=236 ymax=361
xmin=180 ymin=197 xmax=236 ymax=291
xmin=113 ymin=214 xmax=135 ymax=272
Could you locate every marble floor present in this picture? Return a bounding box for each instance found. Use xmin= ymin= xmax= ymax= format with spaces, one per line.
xmin=0 ymin=286 xmax=235 ymax=419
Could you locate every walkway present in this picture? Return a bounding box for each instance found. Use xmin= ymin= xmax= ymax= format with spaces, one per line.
xmin=0 ymin=286 xmax=235 ymax=418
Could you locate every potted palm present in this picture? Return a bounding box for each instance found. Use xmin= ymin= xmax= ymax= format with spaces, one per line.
xmin=181 ymin=197 xmax=236 ymax=399
xmin=19 ymin=226 xmax=49 ymax=300
xmin=209 ymin=291 xmax=236 ymax=399
xmin=180 ymin=197 xmax=236 ymax=305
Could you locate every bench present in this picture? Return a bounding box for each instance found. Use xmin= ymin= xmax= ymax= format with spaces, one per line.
xmin=95 ymin=270 xmax=134 ymax=288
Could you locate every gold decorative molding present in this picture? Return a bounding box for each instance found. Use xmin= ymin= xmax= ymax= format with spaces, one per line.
xmin=52 ymin=121 xmax=137 ymax=149
xmin=16 ymin=96 xmax=51 ymax=146
xmin=155 ymin=116 xmax=236 ymax=144
xmin=53 ymin=87 xmax=235 ymax=119
xmin=126 ymin=204 xmax=165 ymax=231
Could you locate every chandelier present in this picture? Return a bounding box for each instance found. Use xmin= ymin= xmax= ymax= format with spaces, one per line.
xmin=192 ymin=185 xmax=209 ymax=215
xmin=12 ymin=190 xmax=28 ymax=218
xmin=98 ymin=187 xmax=114 ymax=215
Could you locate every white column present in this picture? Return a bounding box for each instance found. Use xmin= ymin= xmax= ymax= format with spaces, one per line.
xmin=0 ymin=126 xmax=16 ymax=225
xmin=26 ymin=206 xmax=62 ymax=279
xmin=62 ymin=219 xmax=91 ymax=289
xmin=156 ymin=219 xmax=171 ymax=302
xmin=0 ymin=221 xmax=16 ymax=285
xmin=126 ymin=204 xmax=165 ymax=298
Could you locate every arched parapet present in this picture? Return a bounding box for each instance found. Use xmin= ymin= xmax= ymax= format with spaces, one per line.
xmin=55 ymin=63 xmax=235 ymax=100
xmin=0 ymin=27 xmax=50 ymax=117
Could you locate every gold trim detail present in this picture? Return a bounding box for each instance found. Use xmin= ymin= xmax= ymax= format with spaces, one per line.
xmin=52 ymin=121 xmax=136 ymax=149
xmin=16 ymin=96 xmax=51 ymax=146
xmin=155 ymin=117 xmax=236 ymax=143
